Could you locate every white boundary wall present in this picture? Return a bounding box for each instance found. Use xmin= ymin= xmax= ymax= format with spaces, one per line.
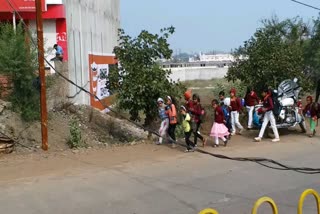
xmin=169 ymin=67 xmax=228 ymax=82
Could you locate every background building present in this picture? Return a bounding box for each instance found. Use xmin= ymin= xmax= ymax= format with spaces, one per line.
xmin=0 ymin=0 xmax=120 ymax=107
xmin=189 ymin=52 xmax=235 ymax=63
xmin=0 ymin=0 xmax=67 ymax=67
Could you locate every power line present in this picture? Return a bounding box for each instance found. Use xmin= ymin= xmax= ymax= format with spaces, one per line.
xmin=3 ymin=0 xmax=320 ymax=174
xmin=290 ymin=0 xmax=320 ymax=11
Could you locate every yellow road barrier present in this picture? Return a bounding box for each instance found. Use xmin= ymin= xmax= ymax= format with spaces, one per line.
xmin=198 ymin=208 xmax=219 ymax=214
xmin=199 ymin=189 xmax=320 ymax=214
xmin=251 ymin=197 xmax=279 ymax=214
xmin=298 ymin=189 xmax=320 ymax=214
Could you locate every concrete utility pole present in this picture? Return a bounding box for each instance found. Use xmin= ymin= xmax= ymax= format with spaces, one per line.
xmin=35 ymin=0 xmax=48 ymax=151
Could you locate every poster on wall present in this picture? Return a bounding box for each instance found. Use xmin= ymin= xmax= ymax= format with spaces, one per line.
xmin=89 ymin=53 xmax=117 ymax=112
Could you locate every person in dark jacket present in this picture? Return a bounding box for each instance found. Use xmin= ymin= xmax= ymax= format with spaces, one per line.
xmin=254 ymin=88 xmax=280 ymax=142
xmin=189 ymin=94 xmax=207 ymax=147
xmin=303 ymin=96 xmax=318 ymax=137
xmin=230 ymin=88 xmax=244 ymax=135
xmin=244 ymin=86 xmax=259 ymax=129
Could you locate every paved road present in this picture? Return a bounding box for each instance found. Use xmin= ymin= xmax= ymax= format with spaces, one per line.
xmin=0 ymin=134 xmax=320 ymax=214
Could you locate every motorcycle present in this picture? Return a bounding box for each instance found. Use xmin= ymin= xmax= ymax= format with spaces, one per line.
xmin=253 ymin=78 xmax=306 ymax=132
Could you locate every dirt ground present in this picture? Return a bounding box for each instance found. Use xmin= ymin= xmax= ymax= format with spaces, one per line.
xmin=0 ymin=99 xmax=148 ymax=154
xmin=0 ymin=122 xmax=318 ymax=183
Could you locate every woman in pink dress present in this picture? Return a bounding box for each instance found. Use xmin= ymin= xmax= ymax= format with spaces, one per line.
xmin=210 ymin=99 xmax=230 ymax=147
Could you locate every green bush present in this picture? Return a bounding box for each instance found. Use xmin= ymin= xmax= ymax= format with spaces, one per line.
xmin=0 ymin=23 xmax=40 ymax=121
xmin=67 ymin=118 xmax=86 ymax=148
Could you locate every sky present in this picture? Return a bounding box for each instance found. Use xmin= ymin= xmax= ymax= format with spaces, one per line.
xmin=121 ymin=0 xmax=320 ymax=53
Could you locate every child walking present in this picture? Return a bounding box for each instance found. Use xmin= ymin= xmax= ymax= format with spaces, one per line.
xmin=180 ymin=106 xmax=195 ymax=152
xmin=303 ymin=96 xmax=318 ymax=137
xmin=244 ymin=86 xmax=259 ymax=130
xmin=230 ymin=88 xmax=244 ymax=135
xmin=210 ymin=99 xmax=230 ymax=147
xmin=189 ymin=94 xmax=207 ymax=147
xmin=254 ymin=88 xmax=280 ymax=142
xmin=165 ymin=96 xmax=178 ymax=147
xmin=156 ymin=98 xmax=169 ymax=145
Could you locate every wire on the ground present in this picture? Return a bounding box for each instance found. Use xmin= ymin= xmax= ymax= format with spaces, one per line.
xmin=3 ymin=0 xmax=320 ymax=174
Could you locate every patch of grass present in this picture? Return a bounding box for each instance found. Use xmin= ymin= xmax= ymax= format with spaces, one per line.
xmin=183 ymin=79 xmax=222 ymax=88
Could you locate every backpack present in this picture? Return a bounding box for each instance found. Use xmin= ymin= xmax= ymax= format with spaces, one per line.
xmin=253 ymin=110 xmax=262 ymax=128
xmin=165 ymin=104 xmax=177 ymax=124
xmin=221 ymin=105 xmax=230 ymax=121
xmin=270 ymin=91 xmax=280 ymax=116
xmin=241 ymin=98 xmax=246 ymax=108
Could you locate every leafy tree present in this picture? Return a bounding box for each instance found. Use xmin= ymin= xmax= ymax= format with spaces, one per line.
xmin=303 ymin=17 xmax=320 ymax=102
xmin=0 ymin=23 xmax=40 ymax=121
xmin=113 ymin=27 xmax=185 ymax=127
xmin=227 ymin=17 xmax=312 ymax=94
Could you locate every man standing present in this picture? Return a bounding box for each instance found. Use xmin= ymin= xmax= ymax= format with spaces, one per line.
xmin=53 ymin=44 xmax=64 ymax=62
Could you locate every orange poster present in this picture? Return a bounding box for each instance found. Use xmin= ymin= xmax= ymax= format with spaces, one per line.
xmin=88 ymin=53 xmax=117 ymax=111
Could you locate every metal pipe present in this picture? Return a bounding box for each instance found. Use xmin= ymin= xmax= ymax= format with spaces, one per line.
xmin=73 ymin=30 xmax=78 ymax=95
xmin=12 ymin=12 xmax=16 ymax=32
xmin=78 ymin=3 xmax=84 ymax=104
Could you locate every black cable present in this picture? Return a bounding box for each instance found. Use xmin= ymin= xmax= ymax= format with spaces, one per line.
xmin=4 ymin=0 xmax=320 ymax=174
xmin=67 ymin=81 xmax=89 ymax=99
xmin=290 ymin=0 xmax=320 ymax=11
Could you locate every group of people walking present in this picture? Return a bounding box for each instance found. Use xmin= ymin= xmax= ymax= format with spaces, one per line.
xmin=157 ymin=86 xmax=319 ymax=152
xmin=156 ymin=93 xmax=207 ymax=152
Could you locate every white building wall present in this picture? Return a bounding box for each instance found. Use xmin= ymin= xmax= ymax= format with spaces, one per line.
xmin=29 ymin=19 xmax=57 ymax=71
xmin=64 ymin=0 xmax=120 ymax=105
